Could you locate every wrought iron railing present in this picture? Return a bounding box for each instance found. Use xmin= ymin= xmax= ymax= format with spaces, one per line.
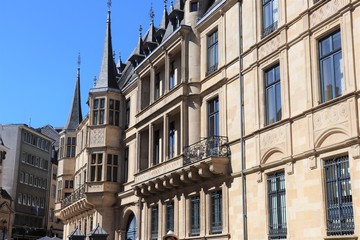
xmin=262 ymin=21 xmax=278 ymax=38
xmin=183 ymin=136 xmax=230 ymax=165
xmin=61 ymin=184 xmax=86 ymax=208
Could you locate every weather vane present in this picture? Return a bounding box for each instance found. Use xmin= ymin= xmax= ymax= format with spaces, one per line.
xmin=150 ymin=2 xmax=155 ymax=24
xmin=77 ymin=51 xmax=81 ymax=68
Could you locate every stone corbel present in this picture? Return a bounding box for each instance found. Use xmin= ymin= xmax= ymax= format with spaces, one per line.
xmin=351 ymin=144 xmax=360 ymax=160
xmin=308 ymin=156 xmax=317 ymax=170
xmin=257 ymin=171 xmax=263 ymax=183
xmin=286 ymin=161 xmax=294 ymax=175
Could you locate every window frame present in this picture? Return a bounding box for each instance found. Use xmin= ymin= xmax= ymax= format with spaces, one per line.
xmin=166 ymin=201 xmax=175 ymax=232
xmin=210 ymin=190 xmax=222 ymax=234
xmin=151 ymin=206 xmax=159 ymax=240
xmin=190 ymin=195 xmax=200 ymax=236
xmin=267 ymin=171 xmax=287 ymax=239
xmin=93 ymin=98 xmax=105 ymax=125
xmin=262 ymin=0 xmax=278 ymax=37
xmin=324 ymin=155 xmax=354 ymax=236
xmin=264 ymin=64 xmax=281 ymax=125
xmin=90 ymin=153 xmax=103 ymax=182
xmin=208 ymin=97 xmax=219 ymax=137
xmin=207 ymin=30 xmax=219 ymax=75
xmin=318 ymin=30 xmax=343 ymax=103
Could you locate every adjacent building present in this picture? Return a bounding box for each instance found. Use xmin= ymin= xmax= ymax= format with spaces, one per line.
xmin=0 ymin=124 xmax=54 ymax=239
xmin=55 ymin=0 xmax=360 ymax=239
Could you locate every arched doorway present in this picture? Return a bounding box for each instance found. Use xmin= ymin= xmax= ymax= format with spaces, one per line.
xmin=126 ymin=213 xmax=136 ymax=240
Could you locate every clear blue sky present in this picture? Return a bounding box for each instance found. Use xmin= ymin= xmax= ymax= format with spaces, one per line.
xmin=0 ymin=0 xmax=164 ymax=128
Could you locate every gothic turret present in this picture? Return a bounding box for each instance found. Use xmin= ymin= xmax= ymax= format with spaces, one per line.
xmin=64 ymin=53 xmax=83 ymax=132
xmin=93 ymin=5 xmax=119 ymax=91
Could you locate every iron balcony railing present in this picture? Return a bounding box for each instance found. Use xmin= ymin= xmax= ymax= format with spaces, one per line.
xmin=61 ymin=184 xmax=86 ymax=208
xmin=183 ymin=136 xmax=230 ymax=165
xmin=262 ymin=21 xmax=278 ymax=38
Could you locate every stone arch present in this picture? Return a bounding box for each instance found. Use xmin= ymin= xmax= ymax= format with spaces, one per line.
xmin=315 ymin=127 xmax=349 ymax=148
xmin=261 ymin=147 xmax=286 ymax=165
xmin=120 ymin=206 xmax=138 ymax=240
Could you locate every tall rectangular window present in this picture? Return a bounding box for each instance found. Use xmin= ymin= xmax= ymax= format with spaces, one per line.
xmin=207 ymin=30 xmax=218 ymax=75
xmin=151 ymin=206 xmax=158 ymax=240
xmin=191 ymin=195 xmax=200 ymax=236
xmin=265 ymin=64 xmax=281 ymax=125
xmin=268 ymin=171 xmax=287 ymax=239
xmin=324 ymin=156 xmax=354 ymax=236
xmin=109 ymin=99 xmax=120 ymax=126
xmin=90 ymin=153 xmax=103 ymax=181
xmin=208 ymin=98 xmax=219 ymax=137
xmin=153 ymin=130 xmax=160 ymax=165
xmin=262 ymin=0 xmax=278 ymax=37
xmin=66 ymin=137 xmax=76 ymax=158
xmin=211 ymin=190 xmax=222 ymax=234
xmin=125 ymin=99 xmax=131 ymax=129
xmin=169 ymin=122 xmax=176 ymax=159
xmin=319 ymin=31 xmax=343 ymax=103
xmin=123 ymin=148 xmax=129 ymax=183
xmin=169 ymin=61 xmax=175 ymax=90
xmin=155 ymin=73 xmax=163 ymax=100
xmin=166 ymin=201 xmax=174 ymax=232
xmin=93 ymin=98 xmax=105 ymax=125
xmin=106 ymin=154 xmax=118 ymax=182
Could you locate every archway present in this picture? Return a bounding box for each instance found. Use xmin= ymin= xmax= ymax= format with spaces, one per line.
xmin=126 ymin=213 xmax=136 ymax=240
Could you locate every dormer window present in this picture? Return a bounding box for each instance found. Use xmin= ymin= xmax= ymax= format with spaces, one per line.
xmin=190 ymin=1 xmax=198 ymax=12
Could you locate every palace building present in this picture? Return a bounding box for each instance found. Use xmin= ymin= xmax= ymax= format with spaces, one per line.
xmin=55 ymin=0 xmax=360 ymax=239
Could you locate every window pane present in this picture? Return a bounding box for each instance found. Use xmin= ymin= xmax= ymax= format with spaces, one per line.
xmin=334 ymin=52 xmax=343 ymax=98
xmin=320 ymin=57 xmax=334 ymax=102
xmin=333 ymin=31 xmax=341 ymax=51
xmin=320 ymin=37 xmax=332 ymax=57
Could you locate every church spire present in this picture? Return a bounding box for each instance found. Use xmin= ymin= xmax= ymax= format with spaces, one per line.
xmin=93 ymin=0 xmax=119 ymax=90
xmin=64 ymin=52 xmax=83 ymax=132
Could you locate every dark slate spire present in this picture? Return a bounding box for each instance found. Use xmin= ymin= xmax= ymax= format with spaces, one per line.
xmin=128 ymin=25 xmax=145 ymax=67
xmin=159 ymin=0 xmax=169 ymax=30
xmin=64 ymin=52 xmax=83 ymax=131
xmin=94 ymin=1 xmax=119 ymax=90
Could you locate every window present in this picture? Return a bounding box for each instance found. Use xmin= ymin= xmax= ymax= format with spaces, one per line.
xmin=190 ymin=1 xmax=198 ymax=12
xmin=123 ymin=148 xmax=129 ymax=183
xmin=319 ymin=31 xmax=343 ymax=103
xmin=106 ymin=154 xmax=118 ymax=182
xmin=268 ymin=171 xmax=287 ymax=239
xmin=208 ymin=97 xmax=219 ymax=137
xmin=155 ymin=73 xmax=163 ymax=100
xmin=262 ymin=0 xmax=278 ymax=37
xmin=207 ymin=30 xmax=218 ymax=75
xmin=109 ymin=99 xmax=120 ymax=126
xmin=60 ymin=137 xmax=64 ymax=158
xmin=169 ymin=61 xmax=175 ymax=90
xmin=66 ymin=137 xmax=76 ymax=158
xmin=265 ymin=64 xmax=281 ymax=125
xmin=324 ymin=156 xmax=354 ymax=236
xmin=151 ymin=206 xmax=159 ymax=240
xmin=57 ymin=180 xmax=62 ymax=202
xmin=169 ymin=122 xmax=176 ymax=159
xmin=166 ymin=201 xmax=174 ymax=232
xmin=191 ymin=195 xmax=200 ymax=236
xmin=90 ymin=153 xmax=103 ymax=181
xmin=18 ymin=193 xmax=22 ymax=204
xmin=211 ymin=190 xmax=222 ymax=234
xmin=93 ymin=98 xmax=105 ymax=125
xmin=65 ymin=180 xmax=73 ymax=189
xmin=125 ymin=99 xmax=131 ymax=129
xmin=153 ymin=130 xmax=161 ymax=165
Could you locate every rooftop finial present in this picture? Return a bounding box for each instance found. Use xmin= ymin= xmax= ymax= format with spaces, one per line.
xmin=170 ymin=0 xmax=174 ymax=11
xmin=93 ymin=76 xmax=97 ymax=87
xmin=164 ymin=0 xmax=167 ymax=8
xmin=139 ymin=25 xmax=143 ymax=37
xmin=107 ymin=0 xmax=112 ymax=11
xmin=77 ymin=51 xmax=81 ymax=69
xmin=150 ymin=2 xmax=155 ymax=24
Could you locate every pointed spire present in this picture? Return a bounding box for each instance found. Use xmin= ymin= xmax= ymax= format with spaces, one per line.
xmin=159 ymin=0 xmax=169 ymax=30
xmin=93 ymin=1 xmax=119 ymax=90
xmin=64 ymin=53 xmax=83 ymax=132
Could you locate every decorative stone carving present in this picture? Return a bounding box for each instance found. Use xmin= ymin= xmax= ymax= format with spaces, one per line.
xmin=351 ymin=144 xmax=360 ymax=160
xmin=286 ymin=162 xmax=294 ymax=175
xmin=259 ymin=35 xmax=281 ymax=59
xmin=90 ymin=128 xmax=105 ymax=147
xmin=257 ymin=171 xmax=263 ymax=183
xmin=310 ymin=0 xmax=348 ymax=27
xmin=260 ymin=126 xmax=287 ymax=164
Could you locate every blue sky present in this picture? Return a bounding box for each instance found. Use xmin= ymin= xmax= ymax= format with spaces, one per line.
xmin=0 ymin=0 xmax=164 ymax=128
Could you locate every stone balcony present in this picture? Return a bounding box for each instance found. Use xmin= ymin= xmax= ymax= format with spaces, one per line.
xmin=57 ymin=182 xmax=121 ymax=219
xmin=133 ymin=136 xmax=230 ymax=197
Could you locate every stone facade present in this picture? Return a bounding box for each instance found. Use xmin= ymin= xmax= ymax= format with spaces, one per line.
xmin=55 ymin=0 xmax=360 ymax=240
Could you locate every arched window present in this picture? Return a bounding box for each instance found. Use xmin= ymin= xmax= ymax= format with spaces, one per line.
xmin=126 ymin=213 xmax=136 ymax=240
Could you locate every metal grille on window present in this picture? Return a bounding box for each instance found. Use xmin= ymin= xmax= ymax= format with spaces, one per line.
xmin=324 ymin=155 xmax=354 ymax=236
xmin=191 ymin=195 xmax=200 ymax=236
xmin=166 ymin=201 xmax=174 ymax=232
xmin=268 ymin=171 xmax=287 ymax=239
xmin=151 ymin=206 xmax=158 ymax=240
xmin=211 ymin=190 xmax=222 ymax=234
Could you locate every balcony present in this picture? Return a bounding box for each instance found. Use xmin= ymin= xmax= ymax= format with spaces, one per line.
xmin=58 ymin=182 xmax=121 ymax=220
xmin=133 ymin=136 xmax=230 ymax=197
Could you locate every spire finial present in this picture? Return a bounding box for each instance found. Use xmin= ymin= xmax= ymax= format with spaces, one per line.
xmin=107 ymin=0 xmax=112 ymax=11
xmin=139 ymin=25 xmax=143 ymax=37
xmin=93 ymin=76 xmax=97 ymax=87
xmin=150 ymin=2 xmax=155 ymax=24
xmin=164 ymin=0 xmax=167 ymax=8
xmin=170 ymin=0 xmax=174 ymax=10
xmin=77 ymin=51 xmax=81 ymax=69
